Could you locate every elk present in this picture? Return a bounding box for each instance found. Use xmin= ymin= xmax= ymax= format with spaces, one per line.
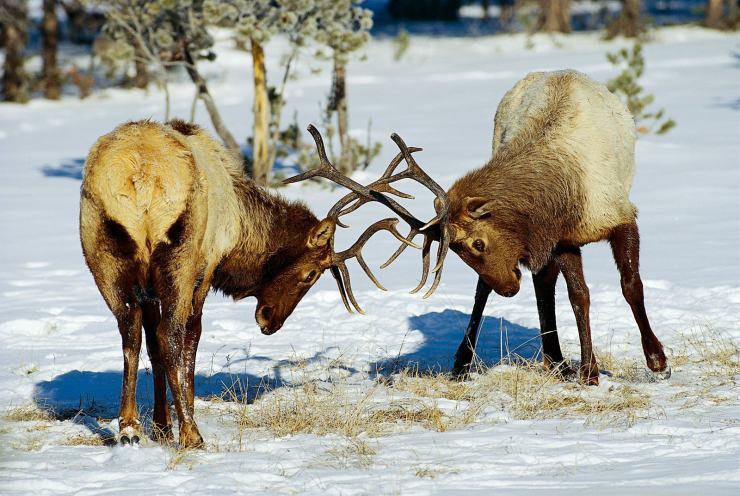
xmin=381 ymin=70 xmax=670 ymax=385
xmin=79 ymin=119 xmax=444 ymax=447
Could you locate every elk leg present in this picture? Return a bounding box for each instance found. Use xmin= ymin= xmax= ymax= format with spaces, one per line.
xmin=609 ymin=222 xmax=668 ymax=373
xmin=532 ymin=260 xmax=574 ymax=378
xmin=555 ymin=246 xmax=599 ymax=385
xmin=452 ymin=276 xmax=492 ymax=379
xmin=152 ymin=265 xmax=204 ymax=448
xmin=155 ymin=310 xmax=203 ymax=449
xmin=142 ymin=299 xmax=172 ymax=442
xmin=183 ymin=310 xmax=203 ymax=417
xmin=183 ymin=270 xmax=213 ymax=417
xmin=115 ymin=302 xmax=143 ymax=444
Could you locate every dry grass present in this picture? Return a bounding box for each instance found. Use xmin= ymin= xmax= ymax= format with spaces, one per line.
xmin=231 ymin=379 xmax=453 ymax=438
xmin=57 ymin=433 xmax=114 ymax=446
xmin=2 ymin=404 xmax=54 ymax=423
xmin=322 ymin=438 xmax=378 ymax=469
xmin=674 ymin=325 xmax=739 ymax=380
xmin=414 ymin=466 xmax=438 ymax=479
xmin=165 ymin=446 xmax=196 ymax=471
xmin=11 ymin=435 xmax=44 ymax=452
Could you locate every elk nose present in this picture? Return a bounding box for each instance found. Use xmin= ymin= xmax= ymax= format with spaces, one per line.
xmin=256 ymin=306 xmax=273 ymax=328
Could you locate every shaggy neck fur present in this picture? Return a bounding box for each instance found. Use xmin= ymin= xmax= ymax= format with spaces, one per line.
xmin=211 ymin=178 xmax=319 ymax=300
xmin=448 ymin=81 xmax=585 ymax=272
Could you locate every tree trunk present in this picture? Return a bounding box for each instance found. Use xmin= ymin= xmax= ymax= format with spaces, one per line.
xmin=181 ymin=46 xmax=241 ymax=161
xmin=41 ymin=0 xmax=60 ymax=99
xmin=539 ymin=0 xmax=571 ymax=33
xmin=132 ymin=42 xmax=149 ymax=89
xmin=705 ymin=0 xmax=724 ymax=29
xmin=622 ymin=0 xmax=641 ymax=37
xmin=2 ymin=1 xmax=29 ymax=103
xmin=250 ymin=39 xmax=270 ymax=186
xmin=331 ymin=53 xmax=353 ymax=175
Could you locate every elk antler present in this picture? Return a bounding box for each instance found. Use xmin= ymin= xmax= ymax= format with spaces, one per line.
xmin=284 ymin=124 xmax=451 ymax=308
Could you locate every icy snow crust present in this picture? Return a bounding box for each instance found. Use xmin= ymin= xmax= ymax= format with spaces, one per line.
xmin=0 ymin=26 xmax=739 ymax=495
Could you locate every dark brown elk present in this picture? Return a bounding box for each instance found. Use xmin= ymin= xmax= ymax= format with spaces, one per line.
xmin=79 ymin=119 xmax=443 ymax=447
xmin=380 ymin=70 xmax=669 ymax=385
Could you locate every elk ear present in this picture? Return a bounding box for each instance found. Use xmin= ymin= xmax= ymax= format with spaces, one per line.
xmin=308 ymin=218 xmax=336 ymax=248
xmin=464 ymin=196 xmax=495 ymax=219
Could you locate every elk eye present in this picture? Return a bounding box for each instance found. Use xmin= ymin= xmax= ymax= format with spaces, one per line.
xmin=472 ymin=239 xmax=485 ymax=252
xmin=303 ymin=270 xmax=317 ymax=284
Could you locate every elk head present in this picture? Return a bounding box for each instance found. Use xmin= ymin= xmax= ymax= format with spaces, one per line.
xmin=446 ymin=196 xmax=525 ymax=297
xmin=255 ymin=125 xmax=449 ymax=334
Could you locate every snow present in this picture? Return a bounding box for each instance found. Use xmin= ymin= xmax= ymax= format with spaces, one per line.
xmin=1 ymin=26 xmax=739 ymax=494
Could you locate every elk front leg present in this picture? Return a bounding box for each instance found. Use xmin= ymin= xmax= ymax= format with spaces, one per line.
xmin=116 ymin=303 xmax=143 ymax=444
xmin=452 ymin=276 xmax=492 ymax=379
xmin=609 ymin=222 xmax=668 ymax=374
xmin=142 ymin=300 xmax=172 ymax=442
xmin=532 ymin=260 xmax=574 ymax=378
xmin=555 ymin=246 xmax=599 ymax=385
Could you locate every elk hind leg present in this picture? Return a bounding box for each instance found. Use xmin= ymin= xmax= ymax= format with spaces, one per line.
xmin=83 ymin=216 xmax=145 ymax=445
xmin=141 ymin=297 xmax=172 ymax=442
xmin=609 ymin=222 xmax=668 ymax=374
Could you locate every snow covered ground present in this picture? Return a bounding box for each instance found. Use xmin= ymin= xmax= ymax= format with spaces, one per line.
xmin=0 ymin=26 xmax=739 ymax=495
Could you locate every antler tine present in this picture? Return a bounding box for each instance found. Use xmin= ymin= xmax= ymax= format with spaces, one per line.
xmin=327 ymin=148 xmax=423 ymax=224
xmin=329 ymin=266 xmax=353 ymax=314
xmin=331 ymin=218 xmax=418 ymax=314
xmin=283 ymin=125 xmax=375 ymax=200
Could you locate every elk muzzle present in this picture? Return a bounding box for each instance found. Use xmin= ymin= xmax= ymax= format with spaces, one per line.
xmin=255 ymin=304 xmax=282 ymax=335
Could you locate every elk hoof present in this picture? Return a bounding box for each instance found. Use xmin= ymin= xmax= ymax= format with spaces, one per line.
xmin=120 ymin=435 xmax=130 ymax=446
xmin=178 ymin=424 xmax=204 ymax=449
xmin=654 ymin=364 xmax=671 ymax=380
xmin=579 ymin=366 xmax=600 ymax=386
xmin=450 ymin=363 xmax=472 ymax=381
xmin=546 ymin=360 xmax=577 ymax=380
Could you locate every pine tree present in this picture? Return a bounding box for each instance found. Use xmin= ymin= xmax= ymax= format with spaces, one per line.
xmin=606 ymin=0 xmax=643 ymax=39
xmin=606 ymin=43 xmax=676 ymax=135
xmin=538 ymin=0 xmax=571 ymax=33
xmin=314 ymin=1 xmax=374 ymax=175
xmin=42 ymin=0 xmax=61 ymax=99
xmin=91 ymin=0 xmax=240 ymax=158
xmin=1 ymin=0 xmax=30 ymax=103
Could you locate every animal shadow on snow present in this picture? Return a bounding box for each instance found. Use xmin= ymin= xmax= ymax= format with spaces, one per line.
xmin=372 ymin=309 xmax=542 ymax=376
xmin=32 ymin=368 xmax=278 ymax=442
xmin=41 ymin=158 xmax=85 ymax=180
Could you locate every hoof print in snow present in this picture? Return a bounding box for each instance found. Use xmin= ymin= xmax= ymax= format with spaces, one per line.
xmin=628 ymin=364 xmax=672 ymax=383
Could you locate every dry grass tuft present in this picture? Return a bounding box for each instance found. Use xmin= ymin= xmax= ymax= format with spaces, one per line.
xmin=323 ymin=438 xmax=378 ymax=469
xmin=58 ymin=433 xmax=114 ymax=446
xmin=674 ymin=325 xmax=739 ymax=380
xmin=231 ymin=378 xmax=452 ymax=438
xmin=3 ymin=404 xmax=54 ymax=423
xmin=165 ymin=446 xmax=196 ymax=471
xmin=11 ymin=435 xmax=44 ymax=452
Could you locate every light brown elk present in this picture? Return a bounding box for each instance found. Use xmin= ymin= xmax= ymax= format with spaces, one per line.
xmin=79 ymin=119 xmax=444 ymax=447
xmin=380 ymin=70 xmax=669 ymax=385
